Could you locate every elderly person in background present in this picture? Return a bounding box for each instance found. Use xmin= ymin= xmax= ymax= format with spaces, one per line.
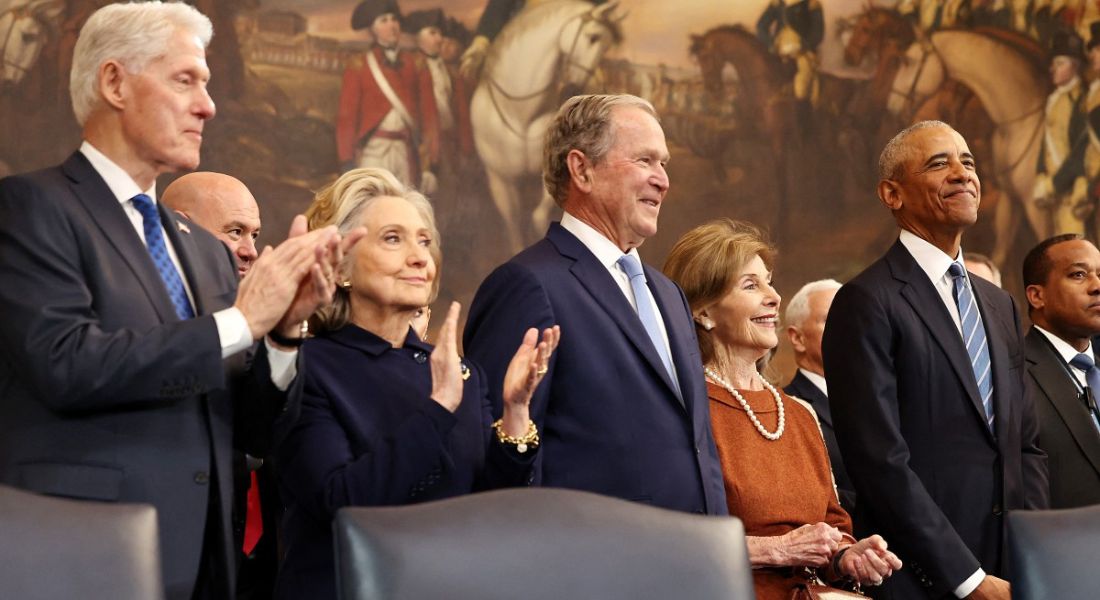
xmin=274 ymin=168 xmax=558 ymax=600
xmin=663 ymin=219 xmax=901 ymax=600
xmin=963 ymin=252 xmax=1002 ymax=288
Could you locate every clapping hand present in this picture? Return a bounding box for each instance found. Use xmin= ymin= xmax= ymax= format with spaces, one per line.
xmin=499 ymin=324 xmax=560 ymax=436
xmin=429 ymin=302 xmax=464 ymax=413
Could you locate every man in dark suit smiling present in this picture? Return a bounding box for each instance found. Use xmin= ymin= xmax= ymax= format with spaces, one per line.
xmin=0 ymin=3 xmax=358 ymax=598
xmin=823 ymin=121 xmax=1047 ymax=600
xmin=464 ymin=94 xmax=726 ymax=515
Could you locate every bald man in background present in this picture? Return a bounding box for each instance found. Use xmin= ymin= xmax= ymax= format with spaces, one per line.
xmin=163 ymin=171 xmax=278 ymax=599
xmin=162 ymin=172 xmax=261 ymax=278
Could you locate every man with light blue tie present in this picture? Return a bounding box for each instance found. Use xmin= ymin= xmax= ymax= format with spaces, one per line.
xmin=0 ymin=4 xmax=359 ymax=599
xmin=463 ymin=94 xmax=727 ymax=515
xmin=822 ymin=121 xmax=1048 ymax=600
xmin=1022 ymin=234 xmax=1100 ymax=508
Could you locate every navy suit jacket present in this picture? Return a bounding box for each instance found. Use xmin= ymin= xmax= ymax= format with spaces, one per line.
xmin=0 ymin=153 xmax=301 ymax=600
xmin=463 ymin=223 xmax=727 ymax=515
xmin=784 ymin=370 xmax=857 ymax=512
xmin=275 ymin=326 xmax=531 ymax=600
xmin=822 ymin=240 xmax=1047 ymax=599
xmin=1024 ymin=328 xmax=1100 ymax=508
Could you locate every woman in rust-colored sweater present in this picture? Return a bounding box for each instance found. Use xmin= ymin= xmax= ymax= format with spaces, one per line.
xmin=665 ymin=219 xmax=902 ymax=600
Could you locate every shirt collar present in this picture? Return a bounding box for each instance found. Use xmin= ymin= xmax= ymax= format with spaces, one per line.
xmin=898 ymin=229 xmax=962 ymax=285
xmin=1034 ymin=325 xmax=1093 ymax=366
xmin=561 ymin=211 xmax=642 ymax=271
xmin=80 ymin=140 xmax=156 ymax=206
xmin=799 ymin=368 xmax=828 ymax=396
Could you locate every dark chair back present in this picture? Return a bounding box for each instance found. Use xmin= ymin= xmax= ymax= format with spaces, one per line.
xmin=0 ymin=484 xmax=164 ymax=600
xmin=1008 ymin=504 xmax=1100 ymax=599
xmin=334 ymin=487 xmax=754 ymax=600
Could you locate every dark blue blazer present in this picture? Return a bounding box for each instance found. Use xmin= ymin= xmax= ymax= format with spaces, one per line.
xmin=463 ymin=223 xmax=727 ymax=515
xmin=823 ymin=240 xmax=1048 ymax=599
xmin=784 ymin=369 xmax=857 ymax=512
xmin=274 ymin=326 xmax=531 ymax=600
xmin=0 ymin=152 xmax=300 ymax=600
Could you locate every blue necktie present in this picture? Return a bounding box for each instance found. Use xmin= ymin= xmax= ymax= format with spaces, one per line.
xmin=1067 ymin=353 xmax=1100 ymax=433
xmin=617 ymin=254 xmax=679 ymax=395
xmin=131 ymin=194 xmax=194 ymax=320
xmin=948 ymin=262 xmax=994 ymax=431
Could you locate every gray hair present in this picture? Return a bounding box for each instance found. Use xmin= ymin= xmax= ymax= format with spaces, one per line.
xmin=877 ymin=120 xmax=954 ymax=181
xmin=784 ymin=279 xmax=842 ymax=330
xmin=305 ymin=168 xmax=440 ymax=333
xmin=70 ymin=1 xmax=213 ymax=126
xmin=543 ymin=94 xmax=657 ymax=207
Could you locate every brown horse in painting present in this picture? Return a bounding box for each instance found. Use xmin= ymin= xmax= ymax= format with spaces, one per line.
xmin=689 ymin=24 xmax=794 ymax=239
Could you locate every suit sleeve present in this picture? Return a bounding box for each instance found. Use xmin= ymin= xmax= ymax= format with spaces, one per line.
xmin=233 ymin=343 xmax=304 ymax=459
xmin=0 ymin=175 xmax=226 ymax=414
xmin=463 ymin=262 xmax=557 ymax=485
xmin=823 ymin=283 xmax=981 ymax=596
xmin=275 ymin=369 xmax=460 ymax=521
xmin=1011 ymin=301 xmax=1050 ymax=510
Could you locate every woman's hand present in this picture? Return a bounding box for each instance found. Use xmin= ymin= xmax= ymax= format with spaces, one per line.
xmin=429 ymin=302 xmax=464 ymax=413
xmin=837 ymin=534 xmax=903 ymax=587
xmin=747 ymin=522 xmax=842 ymax=568
xmin=499 ymin=325 xmax=560 ymax=436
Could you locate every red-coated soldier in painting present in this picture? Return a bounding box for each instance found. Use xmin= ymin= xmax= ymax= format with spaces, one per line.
xmin=336 ymin=0 xmax=438 ymax=190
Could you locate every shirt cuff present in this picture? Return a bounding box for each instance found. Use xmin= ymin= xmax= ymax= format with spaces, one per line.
xmin=214 ymin=307 xmax=253 ymax=358
xmin=954 ymin=568 xmax=985 ymax=598
xmin=263 ymin=337 xmax=298 ymax=392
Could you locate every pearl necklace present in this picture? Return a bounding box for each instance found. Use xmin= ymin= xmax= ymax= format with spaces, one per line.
xmin=704 ymin=366 xmax=785 ymax=441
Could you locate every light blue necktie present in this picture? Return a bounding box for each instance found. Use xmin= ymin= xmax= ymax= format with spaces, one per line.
xmin=948 ymin=262 xmax=994 ymax=431
xmin=1068 ymin=353 xmax=1100 ymax=434
xmin=131 ymin=194 xmax=194 ymax=320
xmin=617 ymin=254 xmax=679 ymax=393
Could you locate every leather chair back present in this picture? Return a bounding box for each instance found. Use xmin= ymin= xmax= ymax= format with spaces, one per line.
xmin=1008 ymin=504 xmax=1100 ymax=599
xmin=0 ymin=484 xmax=164 ymax=600
xmin=334 ymin=487 xmax=754 ymax=600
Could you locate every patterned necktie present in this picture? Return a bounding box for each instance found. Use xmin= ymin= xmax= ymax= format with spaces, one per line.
xmin=617 ymin=254 xmax=679 ymax=394
xmin=948 ymin=262 xmax=994 ymax=430
xmin=131 ymin=194 xmax=194 ymax=320
xmin=1068 ymin=353 xmax=1100 ymax=433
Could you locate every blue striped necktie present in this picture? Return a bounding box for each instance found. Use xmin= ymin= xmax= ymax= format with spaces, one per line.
xmin=131 ymin=194 xmax=194 ymax=320
xmin=948 ymin=262 xmax=994 ymax=430
xmin=617 ymin=254 xmax=679 ymax=394
xmin=1068 ymin=353 xmax=1100 ymax=433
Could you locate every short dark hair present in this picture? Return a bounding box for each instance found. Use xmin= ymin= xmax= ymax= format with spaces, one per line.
xmin=1022 ymin=233 xmax=1084 ymax=287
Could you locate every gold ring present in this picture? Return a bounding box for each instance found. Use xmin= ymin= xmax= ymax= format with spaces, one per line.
xmin=536 ymin=366 xmax=548 ymax=376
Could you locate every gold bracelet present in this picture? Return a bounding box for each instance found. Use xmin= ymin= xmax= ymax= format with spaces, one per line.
xmin=492 ymin=419 xmax=539 ymax=453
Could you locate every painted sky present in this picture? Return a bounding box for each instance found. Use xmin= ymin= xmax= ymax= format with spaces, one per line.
xmin=260 ymin=0 xmax=887 ymax=74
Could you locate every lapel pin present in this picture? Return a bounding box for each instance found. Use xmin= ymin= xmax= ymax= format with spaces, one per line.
xmin=177 ymin=222 xmax=191 ymax=234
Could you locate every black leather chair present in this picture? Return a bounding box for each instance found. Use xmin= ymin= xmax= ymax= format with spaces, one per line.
xmin=0 ymin=484 xmax=164 ymax=600
xmin=1008 ymin=504 xmax=1100 ymax=600
xmin=334 ymin=487 xmax=754 ymax=600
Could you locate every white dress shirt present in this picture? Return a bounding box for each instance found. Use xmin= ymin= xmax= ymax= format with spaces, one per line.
xmin=799 ymin=368 xmax=828 ymax=397
xmin=560 ymin=212 xmax=681 ymax=392
xmin=80 ymin=141 xmax=296 ymax=389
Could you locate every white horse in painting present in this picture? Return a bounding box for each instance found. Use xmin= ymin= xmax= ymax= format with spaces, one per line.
xmin=471 ymin=0 xmax=625 ymax=253
xmin=0 ymin=0 xmax=62 ymax=89
xmin=886 ymin=30 xmax=1047 ymax=266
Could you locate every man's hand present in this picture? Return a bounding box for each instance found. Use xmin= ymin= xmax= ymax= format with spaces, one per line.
xmin=966 ymin=575 xmax=1010 ymax=600
xmin=234 ymin=216 xmax=364 ymax=342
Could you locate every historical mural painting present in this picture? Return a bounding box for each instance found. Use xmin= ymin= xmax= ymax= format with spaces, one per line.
xmin=2 ymin=0 xmax=1098 ymax=360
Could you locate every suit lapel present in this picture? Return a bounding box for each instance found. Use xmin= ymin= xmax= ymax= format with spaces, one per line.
xmin=160 ymin=207 xmax=212 ymax=316
xmin=62 ymin=153 xmax=178 ymax=323
xmin=1026 ymin=330 xmax=1100 ymax=476
xmin=888 ymin=242 xmax=994 ymax=442
xmin=791 ymin=371 xmax=832 ymax=427
xmin=548 ymin=225 xmax=683 ymax=405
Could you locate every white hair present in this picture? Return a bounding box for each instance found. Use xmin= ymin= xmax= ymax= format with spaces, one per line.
xmin=70 ymin=1 xmax=213 ymax=126
xmin=784 ymin=279 xmax=842 ymax=330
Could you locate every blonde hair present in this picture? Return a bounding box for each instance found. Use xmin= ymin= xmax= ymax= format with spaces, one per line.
xmin=306 ymin=168 xmax=441 ymax=332
xmin=662 ymin=218 xmax=776 ymax=367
